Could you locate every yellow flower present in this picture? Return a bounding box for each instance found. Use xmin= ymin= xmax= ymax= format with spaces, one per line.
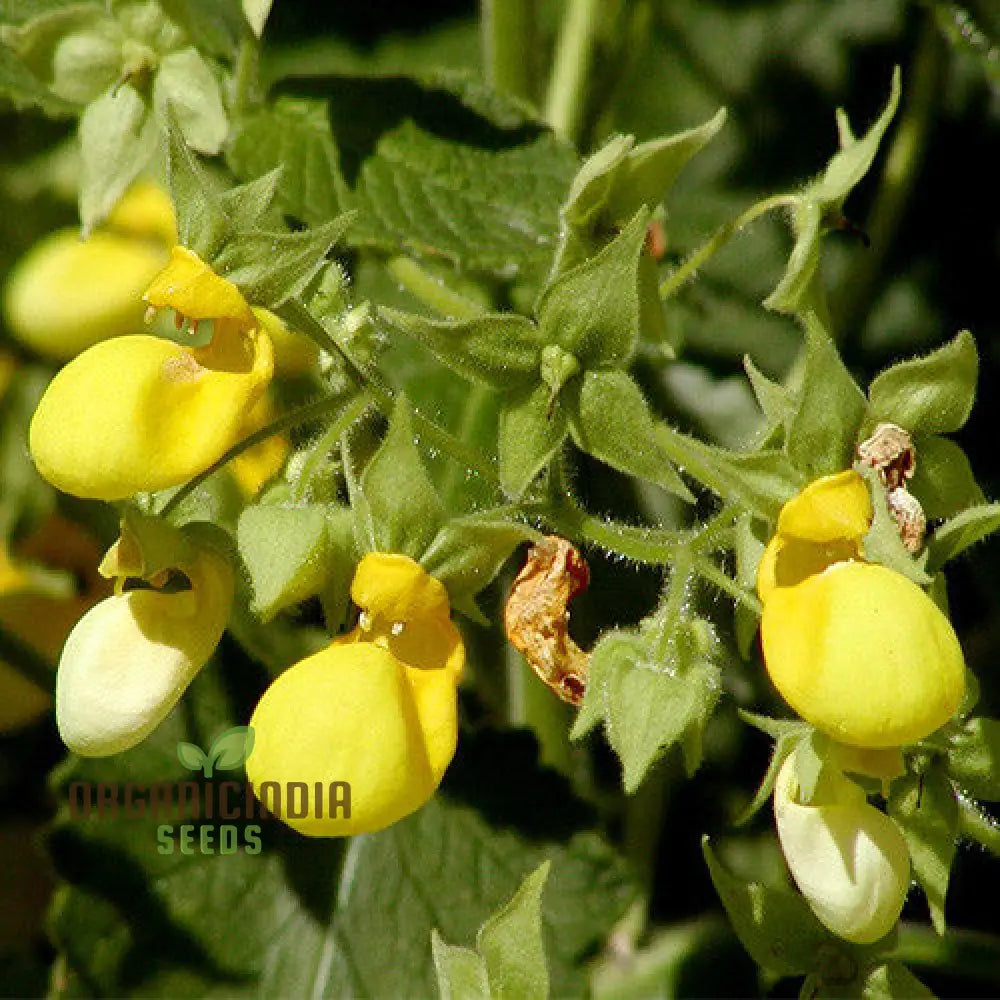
xmin=29 ymin=247 xmax=274 ymax=500
xmin=230 ymin=391 xmax=289 ymax=497
xmin=246 ymin=553 xmax=464 ymax=837
xmin=56 ymin=542 xmax=233 ymax=756
xmin=774 ymin=749 xmax=910 ymax=944
xmin=3 ymin=182 xmax=175 ymax=361
xmin=757 ymin=470 xmax=964 ymax=747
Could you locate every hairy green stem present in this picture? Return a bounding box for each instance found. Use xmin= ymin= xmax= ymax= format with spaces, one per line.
xmin=834 ymin=16 xmax=943 ymax=338
xmin=659 ymin=194 xmax=798 ymax=300
xmin=957 ymin=793 xmax=1000 ymax=856
xmin=481 ymin=0 xmax=536 ymax=102
xmin=0 ymin=623 xmax=54 ymax=694
xmin=385 ymin=257 xmax=483 ymax=320
xmin=232 ymin=36 xmax=262 ymax=113
xmin=692 ymin=556 xmax=761 ymax=614
xmin=544 ymin=0 xmax=602 ymax=143
xmin=161 ymin=390 xmax=372 ymax=517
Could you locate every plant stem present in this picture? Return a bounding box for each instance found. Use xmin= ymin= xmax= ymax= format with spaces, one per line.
xmin=895 ymin=923 xmax=1000 ymax=986
xmin=385 ymin=257 xmax=483 ymax=320
xmin=692 ymin=556 xmax=761 ymax=614
xmin=161 ymin=390 xmax=372 ymax=517
xmin=544 ymin=0 xmax=602 ymax=143
xmin=957 ymin=793 xmax=1000 ymax=856
xmin=659 ymin=194 xmax=798 ymax=300
xmin=0 ymin=623 xmax=54 ymax=694
xmin=834 ymin=15 xmax=944 ymax=339
xmin=481 ymin=0 xmax=536 ymax=102
xmin=232 ymin=36 xmax=262 ymax=113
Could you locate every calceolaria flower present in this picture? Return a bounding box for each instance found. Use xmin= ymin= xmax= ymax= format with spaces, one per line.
xmin=757 ymin=470 xmax=965 ymax=747
xmin=774 ymin=748 xmax=910 ymax=944
xmin=3 ymin=181 xmax=176 ymax=361
xmin=29 ymin=245 xmax=274 ymax=500
xmin=56 ymin=534 xmax=234 ymax=756
xmin=246 ymin=553 xmax=464 ymax=837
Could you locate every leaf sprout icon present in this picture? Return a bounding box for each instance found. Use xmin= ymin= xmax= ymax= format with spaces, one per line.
xmin=176 ymin=726 xmax=255 ymax=779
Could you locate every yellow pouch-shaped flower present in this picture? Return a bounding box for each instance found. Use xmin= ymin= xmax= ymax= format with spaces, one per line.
xmin=56 ymin=546 xmax=233 ymax=756
xmin=758 ymin=471 xmax=964 ymax=747
xmin=246 ymin=553 xmax=463 ymax=837
xmin=774 ymin=750 xmax=910 ymax=944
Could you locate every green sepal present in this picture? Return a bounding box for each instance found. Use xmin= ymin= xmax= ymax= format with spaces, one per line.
xmin=100 ymin=507 xmax=193 ymax=582
xmin=787 ymin=313 xmax=868 ymax=478
xmin=733 ymin=514 xmax=766 ymax=659
xmin=859 ymin=962 xmax=935 ymax=1000
xmin=744 ymin=356 xmax=795 ymax=437
xmin=380 ymin=308 xmax=543 ymax=390
xmin=765 ymin=69 xmax=901 ymax=316
xmin=572 ymin=614 xmax=722 ymax=793
xmin=152 ymin=46 xmax=227 ymax=155
xmin=421 ymin=513 xmax=542 ymax=624
xmin=702 ymin=838 xmax=841 ymax=979
xmin=909 ymin=436 xmax=984 ymax=520
xmin=537 ymin=208 xmax=649 ymax=369
xmin=859 ymin=466 xmax=931 ymax=585
xmin=887 ymin=764 xmax=957 ymax=935
xmin=359 ymin=396 xmax=444 ymax=560
xmin=945 ymin=717 xmax=1000 ymax=801
xmin=79 ymin=82 xmax=157 ymax=235
xmin=567 ymin=370 xmax=693 ymax=502
xmin=735 ymin=712 xmax=810 ymax=825
xmin=498 ymin=384 xmax=568 ymax=499
xmin=867 ymin=330 xmax=978 ymax=435
xmin=431 ymin=933 xmax=489 ymax=1000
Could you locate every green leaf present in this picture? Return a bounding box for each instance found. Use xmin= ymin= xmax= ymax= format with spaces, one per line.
xmin=887 ymin=766 xmax=957 ymax=935
xmin=477 ymin=862 xmax=551 ymax=1000
xmin=573 ymin=617 xmax=722 ymax=793
xmin=212 ymin=214 xmax=354 ymax=308
xmin=702 ymin=839 xmax=840 ymax=978
xmin=361 ymin=397 xmax=444 ymax=559
xmin=208 ymin=725 xmax=255 ymax=772
xmin=787 ymin=314 xmax=868 ymax=477
xmin=537 ymin=208 xmax=649 ymax=368
xmin=242 ymin=0 xmax=271 ymax=37
xmin=380 ymin=308 xmax=543 ymax=390
xmin=78 ymin=82 xmax=157 ymax=234
xmin=175 ymin=741 xmax=206 ymax=772
xmin=421 ymin=514 xmax=541 ymax=623
xmin=763 ymin=197 xmax=824 ymax=315
xmin=868 ymin=331 xmax=978 ymax=435
xmin=568 ymin=371 xmax=693 ymax=503
xmin=926 ymin=503 xmax=1000 ymax=571
xmin=158 ymin=0 xmax=245 ymax=59
xmin=744 ymin=356 xmax=794 ymax=435
xmin=946 ymin=717 xmax=1000 ymax=801
xmin=237 ymin=504 xmax=332 ymax=619
xmin=0 ymin=39 xmax=75 ymax=114
xmin=861 ymin=962 xmax=936 ymax=1000
xmin=909 ymin=436 xmax=985 ymax=520
xmin=736 ymin=716 xmax=809 ymax=825
xmin=431 ymin=932 xmax=489 ymax=1000
xmin=153 ymin=46 xmax=227 ymax=155
xmin=498 ymin=384 xmax=568 ymax=499
xmin=733 ymin=514 xmax=766 ymax=659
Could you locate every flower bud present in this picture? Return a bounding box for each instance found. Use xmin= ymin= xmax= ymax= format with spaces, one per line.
xmin=246 ymin=553 xmax=463 ymax=836
xmin=774 ymin=750 xmax=910 ymax=944
xmin=757 ymin=471 xmax=964 ymax=747
xmin=56 ymin=547 xmax=233 ymax=756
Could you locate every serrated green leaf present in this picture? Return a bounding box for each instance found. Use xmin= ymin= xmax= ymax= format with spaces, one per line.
xmin=175 ymin=740 xmax=206 ymax=771
xmin=702 ymin=839 xmax=839 ymax=978
xmin=153 ymin=46 xmax=227 ymax=155
xmin=381 ymin=308 xmax=543 ymax=390
xmin=787 ymin=314 xmax=868 ymax=477
xmin=926 ymin=503 xmax=1000 ymax=571
xmin=212 ymin=214 xmax=354 ymax=308
xmin=861 ymin=962 xmax=936 ymax=1000
xmin=421 ymin=515 xmax=540 ymax=623
xmin=477 ymin=861 xmax=551 ymax=1000
xmin=909 ymin=435 xmax=984 ymax=520
xmin=78 ymin=82 xmax=157 ymax=234
xmin=946 ymin=717 xmax=1000 ymax=801
xmin=537 ymin=209 xmax=648 ymax=369
xmin=498 ymin=384 xmax=568 ymax=499
xmin=868 ymin=330 xmax=978 ymax=435
xmin=432 ymin=932 xmax=490 ymax=1000
xmin=361 ymin=397 xmax=444 ymax=559
xmin=887 ymin=766 xmax=957 ymax=935
xmin=568 ymin=371 xmax=694 ymax=502
xmin=237 ymin=504 xmax=331 ymax=619
xmin=227 ymin=96 xmax=346 ymax=225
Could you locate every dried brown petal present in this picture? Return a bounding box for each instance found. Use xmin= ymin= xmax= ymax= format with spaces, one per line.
xmin=504 ymin=536 xmax=590 ymax=705
xmin=887 ymin=487 xmax=927 ymax=554
xmin=857 ymin=422 xmax=916 ymax=490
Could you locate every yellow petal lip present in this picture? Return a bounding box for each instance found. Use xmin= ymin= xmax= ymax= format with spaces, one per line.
xmin=761 ymin=561 xmax=965 ymax=747
xmin=352 ymin=552 xmax=453 ymax=631
xmin=29 ymin=330 xmax=273 ymax=500
xmin=4 ymin=229 xmax=169 ymax=361
xmin=144 ymin=246 xmax=255 ymax=328
xmin=775 ymin=470 xmax=871 ymax=543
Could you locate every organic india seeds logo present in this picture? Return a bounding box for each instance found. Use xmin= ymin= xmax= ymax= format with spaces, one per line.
xmin=66 ymin=725 xmax=352 ymax=855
